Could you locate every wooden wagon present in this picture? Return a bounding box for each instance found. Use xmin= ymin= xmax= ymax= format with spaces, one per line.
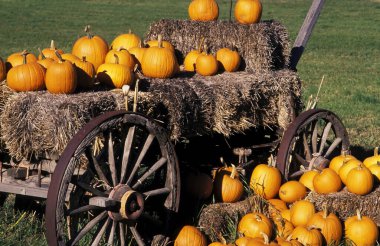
xmin=0 ymin=0 xmax=350 ymax=245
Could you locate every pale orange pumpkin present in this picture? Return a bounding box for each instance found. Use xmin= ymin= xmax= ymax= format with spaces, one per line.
xmin=129 ymin=41 xmax=147 ymax=68
xmin=281 ymin=209 xmax=291 ymax=222
xmin=363 ymin=147 xmax=380 ymax=168
xmin=141 ymin=35 xmax=179 ymax=79
xmin=195 ymin=45 xmax=218 ymax=76
xmin=184 ymin=171 xmax=213 ymax=200
xmin=329 ymin=150 xmax=356 ymax=174
xmin=345 ymin=209 xmax=378 ymax=246
xmin=111 ymin=30 xmax=141 ymax=51
xmin=216 ymin=48 xmax=241 ymax=72
xmin=290 ymin=226 xmax=323 ymax=246
xmin=38 ymin=40 xmax=64 ymax=61
xmin=234 ymin=0 xmax=262 ymax=24
xmin=278 ymin=181 xmax=306 ymax=204
xmin=188 ymin=0 xmax=219 ymax=21
xmin=338 ymin=158 xmax=361 ymax=185
xmin=183 ymin=38 xmax=205 ymax=72
xmin=105 ymin=47 xmax=136 ymax=71
xmin=299 ymin=170 xmax=319 ymax=191
xmin=238 ymin=212 xmax=272 ymax=239
xmin=306 ymin=207 xmax=342 ymax=245
xmin=61 ymin=53 xmax=80 ymax=63
xmin=250 ymin=161 xmax=282 ymax=199
xmin=174 ymin=225 xmax=207 ymax=246
xmin=6 ymin=53 xmax=45 ymax=92
xmin=45 ymin=52 xmax=77 ymax=94
xmin=6 ymin=50 xmax=38 ymax=71
xmin=0 ymin=56 xmax=7 ymax=81
xmin=346 ymin=163 xmax=373 ymax=195
xmin=290 ymin=200 xmax=315 ymax=227
xmin=213 ymin=164 xmax=244 ymax=203
xmin=72 ymin=25 xmax=109 ymax=70
xmin=313 ymin=168 xmax=342 ymax=194
xmin=97 ymin=54 xmax=135 ymax=89
xmin=368 ymin=163 xmax=380 ymax=181
xmin=268 ymin=199 xmax=287 ymax=218
xmin=73 ymin=56 xmax=95 ymax=89
xmin=37 ymin=48 xmax=54 ymax=69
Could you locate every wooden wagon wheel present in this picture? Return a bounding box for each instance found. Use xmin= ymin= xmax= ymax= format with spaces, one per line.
xmin=277 ymin=109 xmax=350 ymax=180
xmin=45 ymin=111 xmax=180 ymax=246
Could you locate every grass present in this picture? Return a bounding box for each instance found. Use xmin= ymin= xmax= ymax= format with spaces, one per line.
xmin=0 ymin=0 xmax=379 ymax=243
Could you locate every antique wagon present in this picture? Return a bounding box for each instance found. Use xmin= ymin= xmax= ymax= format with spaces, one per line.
xmin=0 ymin=0 xmax=350 ymax=245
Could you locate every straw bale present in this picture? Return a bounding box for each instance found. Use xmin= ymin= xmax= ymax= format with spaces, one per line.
xmin=145 ymin=19 xmax=290 ymax=73
xmin=0 ymin=81 xmax=15 ymax=152
xmin=307 ymin=187 xmax=380 ymax=226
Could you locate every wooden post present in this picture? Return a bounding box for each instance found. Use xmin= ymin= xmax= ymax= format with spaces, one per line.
xmin=289 ymin=0 xmax=325 ymax=71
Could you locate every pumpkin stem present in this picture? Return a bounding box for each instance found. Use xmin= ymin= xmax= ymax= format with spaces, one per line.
xmin=157 ymin=35 xmax=163 ymax=48
xmin=216 ymin=232 xmax=227 ymax=245
xmin=22 ymin=53 xmax=27 ymax=65
xmin=356 ymin=209 xmax=362 ymax=221
xmin=375 ymin=147 xmax=378 ymax=157
xmin=38 ymin=48 xmax=46 ymax=60
xmin=203 ymin=44 xmax=208 ymax=55
xmin=286 ymin=234 xmax=293 ymax=242
xmin=197 ymin=37 xmax=205 ymax=53
xmin=133 ymin=79 xmax=139 ymax=113
xmin=230 ymin=164 xmax=237 ymax=179
xmin=268 ymin=155 xmax=276 ymax=168
xmin=341 ymin=149 xmax=351 ymax=156
xmin=113 ymin=54 xmax=120 ymax=64
xmin=84 ymin=25 xmax=93 ymax=39
xmin=21 ymin=50 xmax=28 ymax=56
xmin=255 ymin=214 xmax=263 ymax=222
xmin=55 ymin=50 xmax=64 ymax=63
xmin=260 ymin=232 xmax=270 ymax=245
xmin=117 ymin=46 xmax=126 ymax=52
xmin=322 ymin=204 xmax=328 ymax=219
xmin=50 ymin=40 xmax=56 ymax=50
xmin=128 ymin=29 xmax=132 ymax=34
xmin=82 ymin=56 xmax=87 ymax=62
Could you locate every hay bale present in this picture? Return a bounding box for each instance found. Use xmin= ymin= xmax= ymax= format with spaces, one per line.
xmin=145 ymin=19 xmax=290 ymax=73
xmin=0 ymin=81 xmax=15 ymax=152
xmin=307 ymin=187 xmax=380 ymax=226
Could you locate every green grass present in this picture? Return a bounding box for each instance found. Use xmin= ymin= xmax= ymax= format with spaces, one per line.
xmin=0 ymin=0 xmax=379 ymax=243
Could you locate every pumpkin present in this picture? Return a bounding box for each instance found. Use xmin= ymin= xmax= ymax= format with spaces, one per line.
xmin=268 ymin=199 xmax=287 ymax=219
xmin=363 ymin=147 xmax=380 ymax=168
xmin=105 ymin=47 xmax=136 ymax=71
xmin=368 ymin=163 xmax=380 ymax=181
xmin=278 ymin=181 xmax=306 ymax=204
xmin=313 ymin=168 xmax=342 ymax=194
xmin=209 ymin=243 xmax=225 ymax=246
xmin=346 ymin=163 xmax=373 ymax=195
xmin=329 ymin=150 xmax=356 ymax=174
xmin=290 ymin=226 xmax=323 ymax=246
xmin=238 ymin=213 xmax=272 ymax=239
xmin=276 ymin=237 xmax=302 ymax=246
xmin=37 ymin=48 xmax=54 ymax=69
xmin=188 ymin=0 xmax=219 ymax=21
xmin=184 ymin=38 xmax=205 ymax=72
xmin=6 ymin=50 xmax=37 ymax=71
xmin=345 ymin=209 xmax=378 ymax=246
xmin=110 ymin=30 xmax=141 ymax=51
xmin=97 ymin=54 xmax=135 ymax=89
xmin=61 ymin=53 xmax=80 ymax=63
xmin=72 ymin=25 xmax=109 ymax=70
xmin=146 ymin=38 xmax=175 ymax=53
xmin=73 ymin=56 xmax=95 ymax=89
xmin=306 ymin=206 xmax=342 ymax=245
xmin=141 ymin=35 xmax=179 ymax=79
xmin=0 ymin=56 xmax=6 ymax=81
xmin=290 ymin=200 xmax=315 ymax=227
xmin=45 ymin=52 xmax=77 ymax=94
xmin=174 ymin=225 xmax=207 ymax=246
xmin=195 ymin=48 xmax=218 ymax=76
xmin=299 ymin=170 xmax=319 ymax=191
xmin=234 ymin=0 xmax=262 ymax=24
xmin=129 ymin=41 xmax=147 ymax=69
xmin=338 ymin=158 xmax=361 ymax=185
xmin=184 ymin=171 xmax=213 ymax=200
xmin=281 ymin=209 xmax=291 ymax=222
xmin=216 ymin=48 xmax=241 ymax=72
xmin=213 ymin=164 xmax=244 ymax=203
xmin=38 ymin=40 xmax=64 ymax=61
xmin=273 ymin=216 xmax=294 ymax=239
xmin=250 ymin=157 xmax=282 ymax=199
xmin=6 ymin=53 xmax=45 ymax=92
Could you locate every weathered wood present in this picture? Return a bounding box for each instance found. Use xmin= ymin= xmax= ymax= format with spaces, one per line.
xmin=132 ymin=157 xmax=167 ymax=190
xmin=290 ymin=0 xmax=325 ymax=70
xmin=108 ymin=132 xmax=118 ymax=186
xmin=70 ymin=211 xmax=107 ymax=246
xmin=0 ymin=182 xmax=48 ymax=198
xmin=89 ymin=197 xmax=118 ymax=208
xmin=120 ymin=126 xmax=135 ymax=184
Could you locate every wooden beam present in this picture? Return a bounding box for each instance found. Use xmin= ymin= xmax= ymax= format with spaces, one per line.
xmin=0 ymin=182 xmax=48 ymax=198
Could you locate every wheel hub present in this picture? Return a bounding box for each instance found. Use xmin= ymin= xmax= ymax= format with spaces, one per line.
xmin=309 ymin=153 xmax=330 ymax=170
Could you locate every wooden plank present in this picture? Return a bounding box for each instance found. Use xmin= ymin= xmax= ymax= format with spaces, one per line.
xmin=0 ymin=182 xmax=48 ymax=198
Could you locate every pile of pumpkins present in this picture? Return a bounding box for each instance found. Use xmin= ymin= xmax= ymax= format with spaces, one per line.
xmin=177 ymin=148 xmax=380 ymax=245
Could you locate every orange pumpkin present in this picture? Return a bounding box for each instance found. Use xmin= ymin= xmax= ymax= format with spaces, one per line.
xmin=73 ymin=56 xmax=95 ymax=89
xmin=345 ymin=209 xmax=378 ymax=246
xmin=97 ymin=54 xmax=135 ymax=89
xmin=329 ymin=150 xmax=356 ymax=174
xmin=174 ymin=225 xmax=207 ymax=246
xmin=129 ymin=41 xmax=147 ymax=69
xmin=368 ymin=163 xmax=380 ymax=181
xmin=38 ymin=40 xmax=64 ymax=61
xmin=268 ymin=199 xmax=287 ymax=218
xmin=276 ymin=237 xmax=302 ymax=246
xmin=291 ymin=226 xmax=323 ymax=246
xmin=45 ymin=52 xmax=77 ymax=94
xmin=213 ymin=165 xmax=244 ymax=203
xmin=250 ymin=159 xmax=282 ymax=199
xmin=184 ymin=171 xmax=213 ymax=200
xmin=299 ymin=170 xmax=319 ymax=191
xmin=6 ymin=50 xmax=37 ymax=71
xmin=273 ymin=216 xmax=294 ymax=239
xmin=290 ymin=200 xmax=315 ymax=227
xmin=307 ymin=207 xmax=342 ymax=245
xmin=313 ymin=168 xmax=342 ymax=194
xmin=0 ymin=56 xmax=7 ymax=81
xmin=184 ymin=38 xmax=205 ymax=72
xmin=338 ymin=158 xmax=361 ymax=185
xmin=234 ymin=0 xmax=262 ymax=24
xmin=216 ymin=48 xmax=241 ymax=72
xmin=105 ymin=48 xmax=135 ymax=71
xmin=280 ymin=209 xmax=291 ymax=222
xmin=363 ymin=147 xmax=380 ymax=168
xmin=111 ymin=30 xmax=141 ymax=51
xmin=6 ymin=53 xmax=45 ymax=92
xmin=238 ymin=212 xmax=272 ymax=239
xmin=346 ymin=163 xmax=373 ymax=195
xmin=72 ymin=25 xmax=109 ymax=70
xmin=37 ymin=48 xmax=54 ymax=69
xmin=195 ymin=50 xmax=218 ymax=76
xmin=278 ymin=181 xmax=306 ymax=203
xmin=146 ymin=38 xmax=175 ymax=53
xmin=61 ymin=53 xmax=80 ymax=63
xmin=188 ymin=0 xmax=219 ymax=21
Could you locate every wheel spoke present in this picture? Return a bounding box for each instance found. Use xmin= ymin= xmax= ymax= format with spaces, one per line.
xmin=132 ymin=157 xmax=167 ymax=190
xmin=294 ymin=153 xmax=309 ymax=167
xmin=119 ymin=222 xmax=127 ymax=246
xmin=289 ymin=169 xmax=306 ymax=179
xmin=324 ymin=137 xmax=342 ymax=158
xmin=74 ymin=180 xmax=108 ymax=197
xmin=130 ymin=226 xmax=145 ymax=246
xmin=120 ymin=126 xmax=136 ymax=184
xmin=312 ymin=122 xmax=318 ymax=153
xmin=108 ymin=132 xmax=118 ymax=186
xmin=141 ymin=212 xmax=164 ymax=228
xmin=85 ymin=149 xmax=111 ymax=188
xmin=70 ymin=211 xmax=107 ymax=246
xmin=107 ymin=221 xmax=116 ymax=245
xmin=302 ymin=133 xmax=312 ymax=161
xmin=67 ymin=205 xmax=102 ymax=216
xmin=318 ymin=122 xmax=332 ymax=154
xmin=91 ymin=217 xmax=111 ymax=246
xmin=127 ymin=134 xmax=155 ymax=186
xmin=143 ymin=188 xmax=171 ymax=198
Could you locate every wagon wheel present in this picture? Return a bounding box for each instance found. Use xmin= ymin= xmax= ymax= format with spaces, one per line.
xmin=45 ymin=111 xmax=180 ymax=246
xmin=277 ymin=109 xmax=350 ymax=180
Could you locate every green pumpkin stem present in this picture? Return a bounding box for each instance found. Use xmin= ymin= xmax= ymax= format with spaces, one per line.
xmin=113 ymin=54 xmax=120 ymax=64
xmin=55 ymin=50 xmax=64 ymax=63
xmin=356 ymin=209 xmax=362 ymax=220
xmin=157 ymin=35 xmax=163 ymax=48
xmin=38 ymin=48 xmax=46 ymax=60
xmin=84 ymin=25 xmax=93 ymax=39
xmin=50 ymin=40 xmax=56 ymax=50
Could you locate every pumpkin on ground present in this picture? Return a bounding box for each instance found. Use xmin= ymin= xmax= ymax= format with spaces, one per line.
xmin=97 ymin=54 xmax=134 ymax=89
xmin=346 ymin=163 xmax=373 ymax=195
xmin=299 ymin=169 xmax=319 ymax=191
xmin=290 ymin=200 xmax=315 ymax=227
xmin=188 ymin=0 xmax=219 ymax=21
xmin=105 ymin=47 xmax=136 ymax=70
xmin=0 ymin=56 xmax=6 ymax=81
xmin=313 ymin=168 xmax=342 ymax=194
xmin=213 ymin=164 xmax=244 ymax=203
xmin=290 ymin=226 xmax=323 ymax=246
xmin=174 ymin=225 xmax=207 ymax=246
xmin=6 ymin=53 xmax=45 ymax=92
xmin=45 ymin=51 xmax=77 ymax=94
xmin=38 ymin=40 xmax=64 ymax=61
xmin=72 ymin=25 xmax=109 ymax=70
xmin=73 ymin=56 xmax=95 ymax=89
xmin=278 ymin=181 xmax=306 ymax=203
xmin=37 ymin=48 xmax=54 ymax=69
xmin=238 ymin=212 xmax=272 ymax=239
xmin=234 ymin=0 xmax=262 ymax=24
xmin=329 ymin=150 xmax=356 ymax=174
xmin=111 ymin=30 xmax=141 ymax=51
xmin=345 ymin=209 xmax=378 ymax=246
xmin=6 ymin=50 xmax=37 ymax=71
xmin=363 ymin=147 xmax=380 ymax=168
xmin=216 ymin=48 xmax=241 ymax=72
